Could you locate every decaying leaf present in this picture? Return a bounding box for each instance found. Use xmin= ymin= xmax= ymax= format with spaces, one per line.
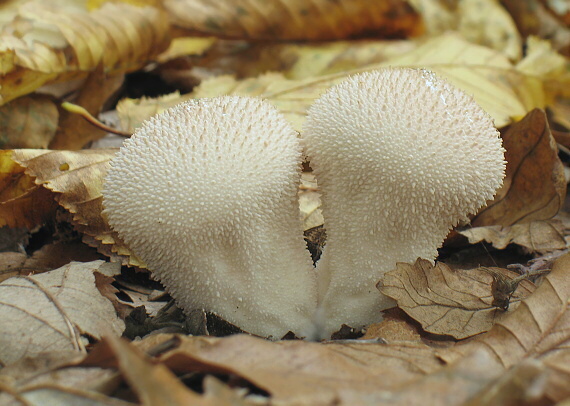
xmin=0 ymin=94 xmax=59 ymax=148
xmin=459 ymin=219 xmax=567 ymax=254
xmin=165 ymin=0 xmax=423 ymax=41
xmin=48 ymin=63 xmax=124 ymax=150
xmin=119 ymin=33 xmax=559 ymax=132
xmin=472 ymin=109 xmax=566 ymax=227
xmin=0 ymin=260 xmax=124 ymax=366
xmin=146 ymin=334 xmax=443 ymax=405
xmin=0 ymin=2 xmax=170 ymax=105
xmin=381 ymin=259 xmax=536 ymax=339
xmin=10 ymin=148 xmax=146 ymax=266
xmin=0 ymin=150 xmax=59 ymax=229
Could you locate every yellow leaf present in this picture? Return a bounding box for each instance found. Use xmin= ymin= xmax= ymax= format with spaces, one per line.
xmin=0 ymin=2 xmax=170 ymax=105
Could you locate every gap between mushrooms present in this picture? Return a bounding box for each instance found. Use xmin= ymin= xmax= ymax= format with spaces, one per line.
xmin=103 ymin=68 xmax=506 ymax=340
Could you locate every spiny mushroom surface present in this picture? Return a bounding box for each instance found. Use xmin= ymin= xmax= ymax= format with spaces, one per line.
xmin=103 ymin=96 xmax=317 ymax=339
xmin=302 ymin=68 xmax=506 ymax=339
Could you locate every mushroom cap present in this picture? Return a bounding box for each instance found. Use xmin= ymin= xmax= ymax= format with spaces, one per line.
xmin=302 ymin=68 xmax=506 ymax=337
xmin=103 ymin=96 xmax=317 ymax=338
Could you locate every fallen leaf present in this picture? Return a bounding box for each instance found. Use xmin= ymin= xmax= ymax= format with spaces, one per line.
xmin=381 ymin=259 xmax=536 ymax=339
xmin=10 ymin=148 xmax=145 ymax=267
xmin=502 ymin=0 xmax=570 ymax=54
xmin=0 ymin=2 xmax=170 ymax=105
xmin=103 ymin=335 xmax=213 ymax=405
xmin=119 ymin=33 xmax=553 ymax=131
xmin=0 ymin=260 xmax=124 ymax=366
xmin=0 ymin=251 xmax=27 ymax=283
xmin=164 ymin=0 xmax=423 ymax=41
xmin=155 ymin=334 xmax=443 ymax=405
xmin=0 ymin=94 xmax=59 ymax=148
xmin=472 ymin=109 xmax=566 ymax=226
xmin=458 ymin=220 xmax=567 ymax=254
xmin=0 ymin=150 xmax=59 ymax=229
xmin=49 ymin=63 xmax=124 ymax=150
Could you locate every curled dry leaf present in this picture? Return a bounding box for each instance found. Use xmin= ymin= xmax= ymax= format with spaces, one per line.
xmin=381 ymin=259 xmax=536 ymax=339
xmin=10 ymin=148 xmax=145 ymax=267
xmin=0 ymin=150 xmax=59 ymax=229
xmin=164 ymin=0 xmax=423 ymax=41
xmin=472 ymin=109 xmax=566 ymax=227
xmin=0 ymin=2 xmax=170 ymax=105
xmin=142 ymin=334 xmax=443 ymax=405
xmin=459 ymin=219 xmax=567 ymax=254
xmin=0 ymin=260 xmax=124 ymax=366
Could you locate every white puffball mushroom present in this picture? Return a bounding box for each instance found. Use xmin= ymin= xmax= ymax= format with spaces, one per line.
xmin=303 ymin=68 xmax=506 ymax=339
xmin=103 ymin=96 xmax=317 ymax=339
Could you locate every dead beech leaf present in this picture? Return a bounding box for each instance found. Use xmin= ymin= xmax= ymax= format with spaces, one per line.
xmin=450 ymin=253 xmax=570 ymax=403
xmin=121 ymin=33 xmax=549 ymax=132
xmin=10 ymin=148 xmax=144 ymax=267
xmin=148 ymin=334 xmax=443 ymax=405
xmin=381 ymin=259 xmax=536 ymax=339
xmin=0 ymin=94 xmax=58 ymax=148
xmin=49 ymin=63 xmax=124 ymax=150
xmin=0 ymin=2 xmax=170 ymax=105
xmin=459 ymin=220 xmax=566 ymax=254
xmin=0 ymin=260 xmax=124 ymax=366
xmin=408 ymin=0 xmax=521 ymax=60
xmin=102 ymin=335 xmax=212 ymax=405
xmin=472 ymin=109 xmax=566 ymax=227
xmin=0 ymin=150 xmax=58 ymax=229
xmin=165 ymin=0 xmax=423 ymax=41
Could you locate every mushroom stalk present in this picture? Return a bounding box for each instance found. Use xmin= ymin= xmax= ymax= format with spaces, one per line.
xmin=103 ymin=97 xmax=317 ymax=339
xmin=302 ymin=69 xmax=506 ymax=338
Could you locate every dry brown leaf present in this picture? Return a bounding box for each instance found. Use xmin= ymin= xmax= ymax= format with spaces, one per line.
xmin=0 ymin=260 xmax=124 ymax=366
xmin=0 ymin=150 xmax=58 ymax=229
xmin=449 ymin=253 xmax=570 ymax=403
xmin=0 ymin=2 xmax=170 ymax=105
xmin=165 ymin=0 xmax=423 ymax=41
xmin=10 ymin=148 xmax=145 ymax=267
xmin=103 ymin=335 xmax=214 ymax=405
xmin=459 ymin=220 xmax=567 ymax=254
xmin=159 ymin=39 xmax=418 ymax=89
xmin=153 ymin=334 xmax=442 ymax=405
xmin=472 ymin=109 xmax=566 ymax=227
xmin=381 ymin=259 xmax=536 ymax=339
xmin=0 ymin=94 xmax=58 ymax=148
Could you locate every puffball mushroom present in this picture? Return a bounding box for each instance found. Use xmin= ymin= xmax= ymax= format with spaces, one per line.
xmin=103 ymin=96 xmax=317 ymax=339
xmin=303 ymin=68 xmax=506 ymax=339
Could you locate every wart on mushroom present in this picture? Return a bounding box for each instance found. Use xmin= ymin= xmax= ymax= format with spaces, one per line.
xmin=103 ymin=96 xmax=317 ymax=339
xmin=303 ymin=69 xmax=506 ymax=338
xmin=103 ymin=68 xmax=506 ymax=340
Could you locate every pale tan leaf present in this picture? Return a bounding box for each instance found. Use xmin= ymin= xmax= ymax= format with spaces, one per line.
xmin=0 ymin=2 xmax=170 ymax=105
xmin=0 ymin=260 xmax=124 ymax=366
xmin=164 ymin=0 xmax=423 ymax=41
xmin=381 ymin=259 xmax=536 ymax=339
xmin=11 ymin=148 xmax=144 ymax=267
xmin=459 ymin=220 xmax=566 ymax=254
xmin=154 ymin=334 xmax=443 ymax=405
xmin=120 ymin=33 xmax=551 ymax=132
xmin=472 ymin=109 xmax=566 ymax=227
